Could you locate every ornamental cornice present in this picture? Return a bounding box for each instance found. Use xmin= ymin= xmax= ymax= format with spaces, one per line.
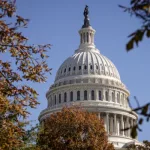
xmin=39 ymin=101 xmax=138 ymax=121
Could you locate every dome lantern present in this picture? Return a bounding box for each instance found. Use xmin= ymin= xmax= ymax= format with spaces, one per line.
xmin=79 ymin=5 xmax=96 ymax=49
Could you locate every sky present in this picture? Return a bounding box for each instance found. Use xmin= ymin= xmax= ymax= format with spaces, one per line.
xmin=13 ymin=0 xmax=150 ymax=141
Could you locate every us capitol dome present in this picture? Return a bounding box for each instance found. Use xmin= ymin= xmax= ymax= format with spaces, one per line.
xmin=39 ymin=6 xmax=140 ymax=149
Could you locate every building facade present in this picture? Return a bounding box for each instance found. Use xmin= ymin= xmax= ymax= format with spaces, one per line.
xmin=39 ymin=6 xmax=140 ymax=149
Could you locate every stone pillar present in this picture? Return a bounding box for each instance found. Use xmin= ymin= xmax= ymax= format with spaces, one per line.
xmin=67 ymin=91 xmax=70 ymax=103
xmin=80 ymin=89 xmax=84 ymax=101
xmin=73 ymin=90 xmax=76 ymax=101
xmin=114 ymin=91 xmax=117 ymax=103
xmin=98 ymin=112 xmax=101 ymax=120
xmin=88 ymin=89 xmax=91 ymax=100
xmin=106 ymin=113 xmax=109 ymax=134
xmin=95 ymin=89 xmax=98 ymax=100
xmin=108 ymin=89 xmax=111 ymax=102
xmin=121 ymin=115 xmax=124 ymax=136
xmin=126 ymin=117 xmax=129 ymax=137
xmin=110 ymin=116 xmax=113 ymax=134
xmin=114 ymin=114 xmax=117 ymax=135
xmin=103 ymin=89 xmax=105 ymax=101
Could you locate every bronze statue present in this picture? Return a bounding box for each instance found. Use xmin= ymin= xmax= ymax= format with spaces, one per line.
xmin=82 ymin=5 xmax=90 ymax=28
xmin=84 ymin=5 xmax=89 ymax=17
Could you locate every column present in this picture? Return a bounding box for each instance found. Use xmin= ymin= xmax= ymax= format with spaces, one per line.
xmin=73 ymin=90 xmax=76 ymax=101
xmin=88 ymin=89 xmax=91 ymax=100
xmin=95 ymin=89 xmax=98 ymax=100
xmin=88 ymin=32 xmax=90 ymax=44
xmin=108 ymin=89 xmax=111 ymax=102
xmin=110 ymin=116 xmax=113 ymax=134
xmin=102 ymin=89 xmax=105 ymax=101
xmin=67 ymin=91 xmax=70 ymax=103
xmin=126 ymin=117 xmax=129 ymax=137
xmin=114 ymin=91 xmax=117 ymax=103
xmin=82 ymin=32 xmax=84 ymax=43
xmin=106 ymin=113 xmax=109 ymax=134
xmin=98 ymin=112 xmax=101 ymax=120
xmin=80 ymin=89 xmax=84 ymax=101
xmin=114 ymin=114 xmax=117 ymax=135
xmin=121 ymin=115 xmax=124 ymax=136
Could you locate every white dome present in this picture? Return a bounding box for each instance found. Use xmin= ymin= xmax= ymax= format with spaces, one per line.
xmin=55 ymin=48 xmax=120 ymax=82
xmin=39 ymin=9 xmax=141 ymax=149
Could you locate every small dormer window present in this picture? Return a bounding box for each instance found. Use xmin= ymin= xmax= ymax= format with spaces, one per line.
xmin=73 ymin=66 xmax=76 ymax=71
xmin=90 ymin=65 xmax=92 ymax=70
xmin=79 ymin=66 xmax=81 ymax=70
xmin=96 ymin=65 xmax=98 ymax=69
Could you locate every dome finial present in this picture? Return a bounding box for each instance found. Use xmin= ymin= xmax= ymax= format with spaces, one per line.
xmin=82 ymin=5 xmax=90 ymax=28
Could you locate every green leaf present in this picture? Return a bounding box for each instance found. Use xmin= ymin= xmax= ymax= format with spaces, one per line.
xmin=146 ymin=30 xmax=150 ymax=37
xmin=126 ymin=38 xmax=134 ymax=51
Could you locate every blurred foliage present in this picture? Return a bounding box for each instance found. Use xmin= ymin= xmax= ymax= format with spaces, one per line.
xmin=37 ymin=106 xmax=115 ymax=150
xmin=119 ymin=0 xmax=150 ymax=51
xmin=127 ymin=140 xmax=150 ymax=149
xmin=120 ymin=0 xmax=150 ymax=139
xmin=0 ymin=0 xmax=51 ymax=149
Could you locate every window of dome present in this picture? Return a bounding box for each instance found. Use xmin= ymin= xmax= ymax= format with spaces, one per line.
xmin=73 ymin=66 xmax=76 ymax=71
xmin=79 ymin=66 xmax=81 ymax=70
xmin=68 ymin=67 xmax=71 ymax=71
xmin=84 ymin=65 xmax=87 ymax=70
xmin=112 ymin=92 xmax=115 ymax=102
xmin=90 ymin=65 xmax=93 ymax=70
xmin=70 ymin=91 xmax=73 ymax=101
xmin=59 ymin=94 xmax=61 ymax=103
xmin=99 ymin=91 xmax=102 ymax=100
xmin=84 ymin=90 xmax=87 ymax=100
xmin=96 ymin=65 xmax=98 ymax=69
xmin=55 ymin=95 xmax=57 ymax=105
xmin=91 ymin=90 xmax=94 ymax=100
xmin=64 ymin=68 xmax=66 ymax=73
xmin=64 ymin=92 xmax=67 ymax=102
xmin=77 ymin=91 xmax=80 ymax=100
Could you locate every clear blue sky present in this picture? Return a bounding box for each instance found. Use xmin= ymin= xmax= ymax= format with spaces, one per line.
xmin=15 ymin=0 xmax=150 ymax=141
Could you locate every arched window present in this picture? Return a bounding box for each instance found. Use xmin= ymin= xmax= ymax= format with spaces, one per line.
xmin=84 ymin=90 xmax=87 ymax=100
xmin=68 ymin=67 xmax=71 ymax=71
xmin=79 ymin=66 xmax=81 ymax=70
xmin=84 ymin=65 xmax=87 ymax=70
xmin=59 ymin=94 xmax=61 ymax=103
xmin=105 ymin=91 xmax=108 ymax=101
xmin=91 ymin=90 xmax=94 ymax=100
xmin=90 ymin=65 xmax=93 ymax=70
xmin=73 ymin=66 xmax=76 ymax=71
xmin=99 ymin=91 xmax=102 ymax=100
xmin=96 ymin=65 xmax=98 ymax=70
xmin=117 ymin=93 xmax=120 ymax=103
xmin=122 ymin=94 xmax=124 ymax=105
xmin=112 ymin=92 xmax=115 ymax=102
xmin=64 ymin=92 xmax=67 ymax=102
xmin=70 ymin=91 xmax=73 ymax=101
xmin=77 ymin=91 xmax=80 ymax=100
xmin=55 ymin=95 xmax=56 ymax=105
